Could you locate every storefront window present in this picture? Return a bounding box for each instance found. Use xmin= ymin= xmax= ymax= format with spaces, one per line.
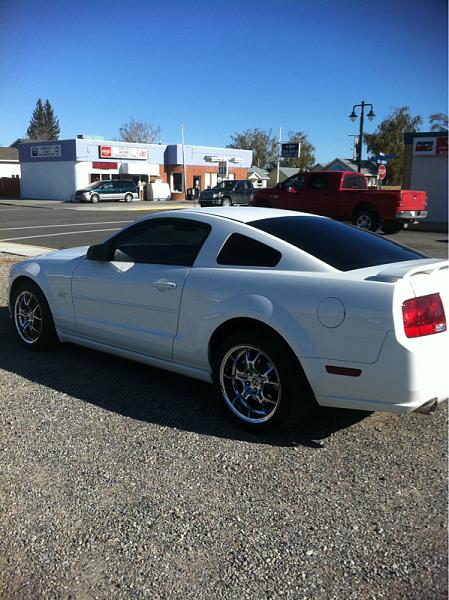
xmin=171 ymin=172 xmax=183 ymax=193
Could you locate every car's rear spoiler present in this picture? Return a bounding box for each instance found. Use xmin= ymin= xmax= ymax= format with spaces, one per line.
xmin=365 ymin=259 xmax=448 ymax=282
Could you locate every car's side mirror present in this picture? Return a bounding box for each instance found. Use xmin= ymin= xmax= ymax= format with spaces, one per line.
xmin=86 ymin=243 xmax=110 ymax=261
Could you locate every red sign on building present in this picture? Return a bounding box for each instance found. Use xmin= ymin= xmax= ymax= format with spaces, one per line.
xmin=99 ymin=146 xmax=112 ymax=158
xmin=436 ymin=137 xmax=448 ymax=155
xmin=92 ymin=161 xmax=118 ymax=169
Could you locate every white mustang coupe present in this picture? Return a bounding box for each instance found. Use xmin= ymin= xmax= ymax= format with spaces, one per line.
xmin=8 ymin=208 xmax=448 ymax=431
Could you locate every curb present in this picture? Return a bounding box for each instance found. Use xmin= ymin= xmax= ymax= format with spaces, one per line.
xmin=0 ymin=242 xmax=56 ymax=257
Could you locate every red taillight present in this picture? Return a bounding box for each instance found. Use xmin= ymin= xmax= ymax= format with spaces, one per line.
xmin=402 ymin=293 xmax=447 ymax=338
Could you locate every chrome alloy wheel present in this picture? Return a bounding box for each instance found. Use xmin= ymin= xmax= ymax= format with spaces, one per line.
xmin=219 ymin=344 xmax=281 ymax=423
xmin=14 ymin=291 xmax=43 ymax=344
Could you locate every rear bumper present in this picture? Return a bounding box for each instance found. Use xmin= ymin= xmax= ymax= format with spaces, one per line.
xmin=302 ymin=331 xmax=449 ymax=414
xmin=397 ymin=210 xmax=428 ymax=223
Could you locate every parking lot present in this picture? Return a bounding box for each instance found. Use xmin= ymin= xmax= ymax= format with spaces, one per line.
xmin=0 ymin=207 xmax=447 ymax=599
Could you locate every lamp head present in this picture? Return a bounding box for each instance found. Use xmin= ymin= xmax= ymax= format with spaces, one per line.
xmin=349 ymin=111 xmax=357 ymax=122
xmin=367 ymin=109 xmax=376 ymax=121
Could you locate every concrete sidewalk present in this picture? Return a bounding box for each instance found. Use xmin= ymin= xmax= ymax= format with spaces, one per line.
xmin=0 ymin=198 xmax=198 ymax=211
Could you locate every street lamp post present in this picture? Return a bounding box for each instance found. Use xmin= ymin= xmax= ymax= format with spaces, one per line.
xmin=349 ymin=101 xmax=375 ymax=172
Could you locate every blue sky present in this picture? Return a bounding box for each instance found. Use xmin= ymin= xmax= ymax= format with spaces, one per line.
xmin=0 ymin=0 xmax=447 ymax=164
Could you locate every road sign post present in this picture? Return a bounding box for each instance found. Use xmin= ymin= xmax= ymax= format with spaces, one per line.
xmin=377 ymin=164 xmax=386 ymax=189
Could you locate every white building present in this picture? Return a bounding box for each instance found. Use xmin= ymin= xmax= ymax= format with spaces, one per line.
xmin=17 ymin=137 xmax=252 ymax=201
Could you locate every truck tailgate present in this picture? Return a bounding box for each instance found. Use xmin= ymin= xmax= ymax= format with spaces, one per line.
xmin=399 ymin=190 xmax=426 ymax=210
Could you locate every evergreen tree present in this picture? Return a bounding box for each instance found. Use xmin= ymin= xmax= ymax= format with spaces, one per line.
xmin=26 ymin=98 xmax=60 ymax=140
xmin=43 ymin=99 xmax=60 ymax=139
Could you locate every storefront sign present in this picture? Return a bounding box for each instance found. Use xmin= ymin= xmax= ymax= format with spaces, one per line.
xmin=92 ymin=161 xmax=118 ymax=169
xmin=218 ymin=161 xmax=228 ymax=177
xmin=30 ymin=144 xmax=62 ymax=158
xmin=281 ymin=142 xmax=300 ymax=158
xmin=414 ymin=139 xmax=435 ymax=155
xmin=99 ymin=145 xmax=148 ymax=160
xmin=436 ymin=137 xmax=448 ymax=155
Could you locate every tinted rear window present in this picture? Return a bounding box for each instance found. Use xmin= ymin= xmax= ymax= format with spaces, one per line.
xmin=249 ymin=216 xmax=425 ymax=271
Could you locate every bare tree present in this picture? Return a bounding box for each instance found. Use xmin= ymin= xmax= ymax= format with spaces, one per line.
xmin=119 ymin=119 xmax=161 ymax=143
xmin=227 ymin=128 xmax=278 ymax=169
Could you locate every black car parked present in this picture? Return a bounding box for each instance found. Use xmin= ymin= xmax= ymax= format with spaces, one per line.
xmin=199 ymin=180 xmax=254 ymax=207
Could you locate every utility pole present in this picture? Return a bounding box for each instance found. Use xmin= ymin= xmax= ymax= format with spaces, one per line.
xmin=181 ymin=123 xmax=187 ymax=200
xmin=276 ymin=126 xmax=282 ymax=184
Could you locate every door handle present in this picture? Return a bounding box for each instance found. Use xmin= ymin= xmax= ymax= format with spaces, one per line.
xmin=152 ymin=279 xmax=177 ymax=290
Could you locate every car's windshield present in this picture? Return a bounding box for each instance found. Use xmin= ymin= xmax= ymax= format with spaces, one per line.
xmin=250 ymin=216 xmax=425 ymax=271
xmin=214 ymin=181 xmax=235 ymax=190
xmin=84 ymin=181 xmax=103 ymax=190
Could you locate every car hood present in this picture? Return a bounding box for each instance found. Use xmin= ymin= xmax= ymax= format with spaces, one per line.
xmin=200 ymin=189 xmax=221 ymax=197
xmin=39 ymin=246 xmax=89 ymax=260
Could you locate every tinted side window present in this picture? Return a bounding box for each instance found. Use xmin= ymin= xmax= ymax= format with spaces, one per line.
xmin=217 ymin=233 xmax=281 ymax=267
xmin=111 ymin=219 xmax=211 ymax=266
xmin=250 ymin=216 xmax=425 ymax=271
xmin=342 ymin=175 xmax=367 ymax=189
xmin=307 ymin=174 xmax=329 ymax=189
xmin=112 ymin=181 xmax=122 ymax=189
xmin=283 ymin=175 xmax=304 ymax=191
xmin=235 ymin=182 xmax=244 ymax=192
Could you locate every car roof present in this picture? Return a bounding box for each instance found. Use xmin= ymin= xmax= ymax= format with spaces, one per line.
xmin=172 ymin=206 xmax=326 ymax=224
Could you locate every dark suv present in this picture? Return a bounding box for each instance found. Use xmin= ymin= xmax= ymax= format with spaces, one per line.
xmin=199 ymin=180 xmax=254 ymax=207
xmin=74 ymin=180 xmax=138 ymax=203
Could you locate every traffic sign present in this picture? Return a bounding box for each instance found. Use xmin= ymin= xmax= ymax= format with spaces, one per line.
xmin=378 ymin=164 xmax=387 ymax=180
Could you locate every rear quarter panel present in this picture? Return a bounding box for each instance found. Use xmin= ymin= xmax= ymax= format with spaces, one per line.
xmin=174 ymin=268 xmax=395 ymax=379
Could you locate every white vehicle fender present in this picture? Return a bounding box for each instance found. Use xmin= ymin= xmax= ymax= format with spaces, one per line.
xmin=9 ymin=259 xmax=78 ymax=334
xmin=174 ymin=292 xmax=318 ymax=372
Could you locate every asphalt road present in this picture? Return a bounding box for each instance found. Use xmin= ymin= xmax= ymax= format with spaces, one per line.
xmin=0 ymin=202 xmax=448 ymax=255
xmin=0 ymin=203 xmax=164 ymax=249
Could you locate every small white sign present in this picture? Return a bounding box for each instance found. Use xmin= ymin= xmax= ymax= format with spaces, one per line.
xmin=100 ymin=145 xmax=148 ymax=160
xmin=30 ymin=144 xmax=62 ymax=158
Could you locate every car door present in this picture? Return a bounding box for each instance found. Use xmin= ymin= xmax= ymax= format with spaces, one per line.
xmin=299 ymin=173 xmax=337 ymax=217
xmin=274 ymin=174 xmax=305 ymax=209
xmin=71 ymin=217 xmax=211 ymax=360
xmin=99 ymin=181 xmax=114 ymax=201
xmin=232 ymin=181 xmax=245 ymax=204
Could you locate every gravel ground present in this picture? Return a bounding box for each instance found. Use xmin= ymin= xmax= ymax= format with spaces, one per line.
xmin=0 ymin=252 xmax=447 ymax=599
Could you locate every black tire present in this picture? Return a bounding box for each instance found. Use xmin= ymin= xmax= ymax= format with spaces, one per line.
xmin=212 ymin=328 xmax=316 ymax=432
xmin=221 ymin=197 xmax=232 ymax=206
xmin=11 ymin=280 xmax=58 ymax=350
xmin=90 ymin=193 xmax=99 ymax=204
xmin=353 ymin=209 xmax=379 ymax=232
xmin=124 ymin=193 xmax=133 ymax=202
xmin=381 ymin=221 xmax=402 ymax=235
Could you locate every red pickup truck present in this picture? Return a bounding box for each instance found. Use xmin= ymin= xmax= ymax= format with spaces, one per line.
xmin=250 ymin=171 xmax=427 ymax=234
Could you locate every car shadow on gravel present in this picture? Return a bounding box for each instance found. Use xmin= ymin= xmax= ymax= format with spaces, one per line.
xmin=0 ymin=307 xmax=369 ymax=449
